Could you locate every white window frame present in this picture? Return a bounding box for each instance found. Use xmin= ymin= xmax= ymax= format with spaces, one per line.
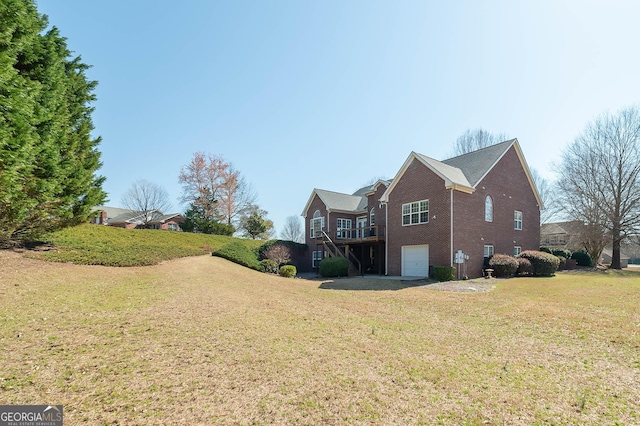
xmin=514 ymin=210 xmax=523 ymax=230
xmin=370 ymin=208 xmax=375 ymax=226
xmin=336 ymin=218 xmax=352 ymax=239
xmin=402 ymin=200 xmax=429 ymax=226
xmin=168 ymin=223 xmax=178 ymax=231
xmin=310 ymin=210 xmax=325 ymax=238
xmin=485 ymin=196 xmax=493 ymax=222
xmin=312 ymin=250 xmax=325 ymax=268
xmin=514 ymin=246 xmax=522 ymax=256
xmin=483 ymin=245 xmax=494 ymax=258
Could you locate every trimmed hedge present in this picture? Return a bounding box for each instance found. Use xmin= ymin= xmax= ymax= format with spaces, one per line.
xmin=571 ymin=249 xmax=593 ymax=267
xmin=213 ymin=242 xmax=262 ymax=271
xmin=488 ymin=254 xmax=519 ymax=277
xmin=552 ymin=248 xmax=572 ymax=259
xmin=319 ymin=257 xmax=349 ymax=277
xmin=432 ymin=266 xmax=455 ymax=282
xmin=556 ymin=255 xmax=567 ymax=270
xmin=516 ymin=257 xmax=533 ymax=276
xmin=517 ymin=250 xmax=560 ymax=276
xmin=279 ymin=265 xmax=297 ymax=278
xmin=539 ymin=246 xmax=553 ymax=254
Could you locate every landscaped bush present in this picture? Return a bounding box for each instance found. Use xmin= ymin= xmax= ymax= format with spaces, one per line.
xmin=539 ymin=246 xmax=553 ymax=254
xmin=319 ymin=257 xmax=349 ymax=277
xmin=571 ymin=249 xmax=593 ymax=267
xmin=516 ymin=257 xmax=534 ymax=276
xmin=432 ymin=266 xmax=455 ymax=282
xmin=552 ymin=248 xmax=572 ymax=259
xmin=517 ymin=250 xmax=560 ymax=276
xmin=213 ymin=242 xmax=262 ymax=271
xmin=556 ymin=255 xmax=567 ymax=270
xmin=260 ymin=259 xmax=279 ymax=274
xmin=488 ymin=254 xmax=519 ymax=277
xmin=279 ymin=265 xmax=297 ymax=278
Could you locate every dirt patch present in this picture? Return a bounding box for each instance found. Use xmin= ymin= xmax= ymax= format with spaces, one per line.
xmin=420 ymin=277 xmax=499 ymax=292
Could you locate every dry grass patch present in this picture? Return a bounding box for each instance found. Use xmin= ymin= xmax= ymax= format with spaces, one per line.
xmin=1 ymin=251 xmax=639 ymax=425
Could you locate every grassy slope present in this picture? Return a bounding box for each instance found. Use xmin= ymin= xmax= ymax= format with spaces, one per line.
xmin=32 ymin=224 xmax=263 ymax=266
xmin=1 ymin=250 xmax=639 ymax=425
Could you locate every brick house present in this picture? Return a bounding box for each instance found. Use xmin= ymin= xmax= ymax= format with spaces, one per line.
xmin=91 ymin=206 xmax=185 ymax=230
xmin=302 ymin=139 xmax=542 ymax=278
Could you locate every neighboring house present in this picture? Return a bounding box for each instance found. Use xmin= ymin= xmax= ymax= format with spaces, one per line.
xmin=601 ymin=248 xmax=629 ymax=268
xmin=540 ymin=220 xmax=585 ymax=251
xmin=91 ymin=206 xmax=184 ymax=231
xmin=302 ymin=139 xmax=542 ymax=278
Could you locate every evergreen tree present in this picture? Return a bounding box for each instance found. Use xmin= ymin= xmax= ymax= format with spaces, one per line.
xmin=0 ymin=0 xmax=105 ymax=244
xmin=182 ymin=203 xmax=234 ymax=236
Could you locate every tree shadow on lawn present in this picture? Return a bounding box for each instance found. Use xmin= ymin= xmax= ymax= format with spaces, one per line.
xmin=318 ymin=276 xmax=432 ymax=291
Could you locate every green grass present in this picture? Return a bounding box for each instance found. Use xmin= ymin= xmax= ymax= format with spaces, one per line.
xmin=33 ymin=224 xmax=263 ymax=266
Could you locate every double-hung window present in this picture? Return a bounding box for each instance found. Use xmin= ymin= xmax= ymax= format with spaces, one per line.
xmin=402 ymin=200 xmax=429 ymax=226
xmin=312 ymin=250 xmax=325 ymax=267
xmin=514 ymin=246 xmax=522 ymax=256
xmin=514 ymin=210 xmax=523 ymax=230
xmin=484 ymin=245 xmax=494 ymax=258
xmin=336 ymin=218 xmax=352 ymax=239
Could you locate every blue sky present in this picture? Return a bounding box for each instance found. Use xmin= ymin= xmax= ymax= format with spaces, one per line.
xmin=37 ymin=0 xmax=640 ymax=235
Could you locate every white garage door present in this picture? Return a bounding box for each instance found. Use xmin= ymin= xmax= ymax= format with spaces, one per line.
xmin=402 ymin=244 xmax=429 ymax=277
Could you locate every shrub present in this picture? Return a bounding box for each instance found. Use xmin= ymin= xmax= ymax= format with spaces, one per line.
xmin=488 ymin=254 xmax=518 ymax=277
xmin=279 ymin=265 xmax=297 ymax=278
xmin=516 ymin=257 xmax=533 ymax=276
xmin=571 ymin=249 xmax=593 ymax=267
xmin=319 ymin=257 xmax=349 ymax=277
xmin=432 ymin=266 xmax=455 ymax=282
xmin=539 ymin=246 xmax=553 ymax=254
xmin=260 ymin=259 xmax=279 ymax=274
xmin=213 ymin=242 xmax=261 ymax=271
xmin=517 ymin=250 xmax=560 ymax=276
xmin=552 ymin=248 xmax=572 ymax=259
xmin=556 ymin=255 xmax=566 ymax=270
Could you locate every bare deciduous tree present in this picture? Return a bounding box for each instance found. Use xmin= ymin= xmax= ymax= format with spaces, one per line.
xmin=264 ymin=244 xmax=291 ymax=267
xmin=280 ymin=216 xmax=304 ymax=243
xmin=179 ymin=152 xmax=256 ymax=227
xmin=530 ymin=168 xmax=558 ymax=224
xmin=121 ymin=180 xmax=173 ymax=227
xmin=556 ymin=105 xmax=640 ymax=269
xmin=450 ymin=128 xmax=510 ymax=156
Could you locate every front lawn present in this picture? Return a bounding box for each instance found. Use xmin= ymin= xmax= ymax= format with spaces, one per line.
xmin=1 ymin=252 xmax=638 ymax=424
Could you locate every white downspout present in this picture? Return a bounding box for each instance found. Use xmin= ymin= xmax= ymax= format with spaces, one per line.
xmin=450 ymin=189 xmax=454 ymax=267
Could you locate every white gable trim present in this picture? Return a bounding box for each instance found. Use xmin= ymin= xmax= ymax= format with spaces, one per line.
xmin=472 ymin=139 xmax=544 ymax=209
xmin=301 ymin=189 xmax=323 ymax=218
xmin=380 ymin=152 xmax=474 ymax=202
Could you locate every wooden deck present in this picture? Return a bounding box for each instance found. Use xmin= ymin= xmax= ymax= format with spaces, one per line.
xmin=315 ymin=226 xmax=385 ymax=244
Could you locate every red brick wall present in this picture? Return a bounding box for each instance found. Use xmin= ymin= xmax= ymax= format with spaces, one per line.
xmin=386 ymin=158 xmax=452 ymax=276
xmin=452 ymin=147 xmax=541 ymax=276
xmin=304 ymin=194 xmax=328 ymax=269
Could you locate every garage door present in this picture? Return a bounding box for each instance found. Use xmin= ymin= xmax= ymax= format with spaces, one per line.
xmin=402 ymin=244 xmax=429 ymax=277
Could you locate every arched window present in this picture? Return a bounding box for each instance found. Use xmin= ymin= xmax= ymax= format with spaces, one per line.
xmin=310 ymin=210 xmax=325 ymax=238
xmin=485 ymin=196 xmax=493 ymax=222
